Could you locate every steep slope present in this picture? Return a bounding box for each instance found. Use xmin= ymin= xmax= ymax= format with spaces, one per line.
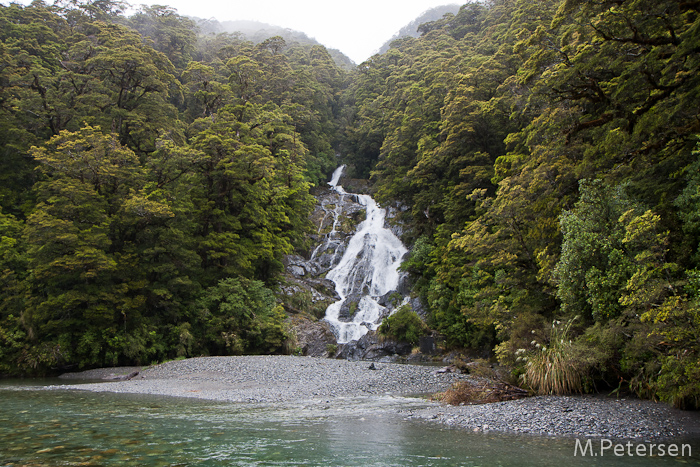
xmin=377 ymin=4 xmax=460 ymax=55
xmin=193 ymin=17 xmax=355 ymax=69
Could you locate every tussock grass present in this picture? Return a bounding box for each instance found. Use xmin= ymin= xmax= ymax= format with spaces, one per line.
xmin=520 ymin=318 xmax=584 ymax=395
xmin=522 ymin=344 xmax=582 ymax=395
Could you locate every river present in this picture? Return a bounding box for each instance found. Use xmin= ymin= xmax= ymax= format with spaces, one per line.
xmin=2 ymin=380 xmax=699 ymax=466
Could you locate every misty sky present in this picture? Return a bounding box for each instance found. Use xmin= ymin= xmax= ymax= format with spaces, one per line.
xmin=157 ymin=0 xmax=461 ymax=63
xmin=2 ymin=0 xmax=461 ymax=63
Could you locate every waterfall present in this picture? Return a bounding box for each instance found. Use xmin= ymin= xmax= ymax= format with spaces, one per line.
xmin=309 ymin=166 xmax=347 ymax=264
xmin=323 ymin=165 xmax=408 ymax=343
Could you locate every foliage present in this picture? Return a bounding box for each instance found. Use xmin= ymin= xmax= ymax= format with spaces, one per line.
xmin=2 ymin=0 xmax=700 ymax=412
xmin=377 ymin=305 xmax=428 ymax=345
xmin=0 ymin=1 xmax=345 ymax=374
xmin=197 ymin=277 xmax=288 ymax=355
xmin=552 ymin=179 xmax=659 ymax=322
xmin=284 ymin=289 xmax=331 ymax=320
xmin=341 ymin=0 xmax=700 ymax=407
xmin=520 ymin=318 xmax=587 ymax=395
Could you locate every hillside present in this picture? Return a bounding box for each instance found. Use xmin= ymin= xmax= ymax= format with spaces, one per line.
xmin=339 ymin=0 xmax=700 ymax=408
xmin=193 ymin=17 xmax=356 ymax=69
xmin=2 ymin=0 xmax=700 ymax=412
xmin=377 ymin=4 xmax=460 ymax=55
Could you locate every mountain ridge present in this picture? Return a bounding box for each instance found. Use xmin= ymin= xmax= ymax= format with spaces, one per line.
xmin=190 ymin=4 xmax=461 ymax=68
xmin=377 ymin=4 xmax=460 ymax=55
xmin=192 ymin=16 xmax=356 ymax=69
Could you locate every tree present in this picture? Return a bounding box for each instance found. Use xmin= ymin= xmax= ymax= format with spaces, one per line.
xmin=553 ymin=179 xmax=678 ymax=323
xmin=21 ymin=126 xmax=180 ymax=370
xmin=197 ymin=277 xmax=288 ymax=354
xmin=190 ymin=104 xmax=313 ymax=283
xmin=0 ymin=1 xmax=345 ymax=374
xmin=124 ymin=5 xmax=197 ymax=70
xmin=181 ymin=61 xmax=232 ymax=121
xmin=83 ymin=22 xmax=181 ymax=153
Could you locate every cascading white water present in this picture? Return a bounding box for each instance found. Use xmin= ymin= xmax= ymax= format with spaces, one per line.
xmin=309 ymin=167 xmax=347 ymax=264
xmin=323 ymin=165 xmax=408 ymax=343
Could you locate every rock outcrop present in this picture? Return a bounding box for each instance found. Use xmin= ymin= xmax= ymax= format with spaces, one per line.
xmin=280 ymin=169 xmax=417 ymax=360
xmin=288 ymin=315 xmax=337 ymax=357
xmin=279 ymin=182 xmax=364 ymax=317
xmin=281 ymin=180 xmax=367 ymax=344
xmin=338 ymin=331 xmax=413 ymax=361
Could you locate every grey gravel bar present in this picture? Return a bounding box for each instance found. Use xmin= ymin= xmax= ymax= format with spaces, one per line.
xmin=52 ymin=355 xmax=699 ymax=440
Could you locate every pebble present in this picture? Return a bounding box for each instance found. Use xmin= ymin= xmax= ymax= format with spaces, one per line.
xmin=55 ymin=355 xmax=467 ymax=403
xmin=52 ymin=355 xmax=698 ymax=440
xmin=410 ymin=394 xmax=699 ymax=440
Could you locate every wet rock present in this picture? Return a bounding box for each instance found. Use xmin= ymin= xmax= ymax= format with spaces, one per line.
xmin=283 ymin=255 xmax=321 ymax=278
xmin=288 ymin=265 xmax=305 ymax=276
xmin=290 ymin=316 xmax=337 ymax=357
xmin=433 ymin=365 xmax=457 ymax=375
xmin=281 ymin=171 xmax=415 ymax=356
xmin=337 ymin=292 xmax=365 ymax=320
xmin=280 ymin=184 xmax=366 ymax=312
xmin=409 ymin=296 xmax=428 ymax=319
xmin=278 ymin=276 xmax=338 ymax=316
xmin=384 ymin=201 xmax=409 ymax=239
xmin=339 ymin=331 xmax=413 ymax=361
xmin=419 ymin=336 xmax=436 ymax=355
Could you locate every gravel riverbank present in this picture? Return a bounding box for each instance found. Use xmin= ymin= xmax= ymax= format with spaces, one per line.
xmin=409 ymin=394 xmax=699 ymax=440
xmin=54 ymin=355 xmax=699 ymax=440
xmin=56 ymin=355 xmax=467 ymax=402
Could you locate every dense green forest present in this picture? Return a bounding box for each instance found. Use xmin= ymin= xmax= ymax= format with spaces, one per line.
xmin=340 ymin=0 xmax=700 ymax=408
xmin=1 ymin=0 xmax=700 ymax=409
xmin=0 ymin=0 xmax=341 ymax=372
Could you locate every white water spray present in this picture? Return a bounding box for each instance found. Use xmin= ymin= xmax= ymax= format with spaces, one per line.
xmin=309 ymin=167 xmax=347 ymax=264
xmin=323 ymin=165 xmax=408 ymax=343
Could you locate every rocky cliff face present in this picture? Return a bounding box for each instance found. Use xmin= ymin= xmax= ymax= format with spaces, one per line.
xmin=279 ymin=181 xmax=364 ymax=311
xmin=280 ymin=180 xmax=364 ymax=356
xmin=280 ymin=174 xmax=414 ymax=359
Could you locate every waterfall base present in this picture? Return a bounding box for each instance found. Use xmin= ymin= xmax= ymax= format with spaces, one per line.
xmin=279 ymin=165 xmax=415 ymax=356
xmin=321 ymin=165 xmax=409 ymax=343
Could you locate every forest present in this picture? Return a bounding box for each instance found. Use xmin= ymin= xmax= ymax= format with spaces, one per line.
xmin=1 ymin=0 xmax=699 ymax=409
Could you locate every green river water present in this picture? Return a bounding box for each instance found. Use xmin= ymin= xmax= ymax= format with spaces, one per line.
xmin=1 ymin=381 xmax=699 ymax=466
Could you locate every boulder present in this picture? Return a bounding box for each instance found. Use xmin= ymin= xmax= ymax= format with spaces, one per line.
xmin=290 ymin=316 xmax=337 ymax=357
xmin=419 ymin=335 xmax=436 ymax=355
xmin=338 ymin=331 xmax=413 ymax=361
xmin=283 ymin=254 xmax=321 ymax=278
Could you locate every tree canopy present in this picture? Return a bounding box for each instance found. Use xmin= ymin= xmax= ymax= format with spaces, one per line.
xmin=2 ymin=0 xmax=700 ymax=409
xmin=339 ymin=0 xmax=700 ymax=407
xmin=0 ymin=1 xmax=343 ymax=373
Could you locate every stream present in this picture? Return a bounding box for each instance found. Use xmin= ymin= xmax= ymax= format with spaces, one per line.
xmin=323 ymin=165 xmax=408 ymax=343
xmin=3 ymin=381 xmax=699 ymax=466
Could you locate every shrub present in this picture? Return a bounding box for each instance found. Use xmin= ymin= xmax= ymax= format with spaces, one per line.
xmin=377 ymin=305 xmax=428 ymax=344
xmin=655 ymin=354 xmax=700 ymax=410
xmin=285 ymin=289 xmax=331 ymax=320
xmin=434 ymin=380 xmax=529 ymax=405
xmin=197 ymin=277 xmax=288 ymax=355
xmin=520 ymin=318 xmax=586 ymax=395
